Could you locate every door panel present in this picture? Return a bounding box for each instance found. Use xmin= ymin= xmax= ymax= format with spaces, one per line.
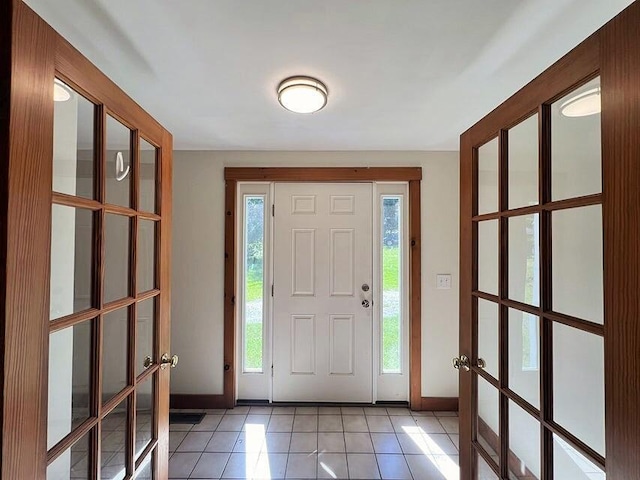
xmin=2 ymin=5 xmax=173 ymax=477
xmin=45 ymin=76 xmax=171 ymax=478
xmin=461 ymin=75 xmax=607 ymax=479
xmin=272 ymin=183 xmax=373 ymax=402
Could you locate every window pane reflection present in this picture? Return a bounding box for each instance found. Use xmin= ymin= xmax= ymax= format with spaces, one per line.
xmin=139 ymin=138 xmax=157 ymax=213
xmin=478 ymin=138 xmax=499 ymax=215
xmin=47 ymin=320 xmax=92 ymax=449
xmin=52 ymin=79 xmax=95 ymax=200
xmin=478 ymin=220 xmax=499 ymax=295
xmin=101 ymin=398 xmax=128 ymax=480
xmin=552 ymin=77 xmax=602 ymax=201
xmin=508 ymin=214 xmax=540 ymax=307
xmin=50 ymin=205 xmax=94 ymax=320
xmin=508 ymin=114 xmax=539 ymax=209
xmin=106 ymin=115 xmax=132 ymax=208
xmin=47 ymin=430 xmax=91 ymax=480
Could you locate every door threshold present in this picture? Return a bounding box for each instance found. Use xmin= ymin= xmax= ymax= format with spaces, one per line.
xmin=236 ymin=399 xmax=409 ymax=408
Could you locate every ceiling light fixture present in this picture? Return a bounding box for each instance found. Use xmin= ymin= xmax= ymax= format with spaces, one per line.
xmin=560 ymin=87 xmax=601 ymax=117
xmin=277 ymin=76 xmax=328 ymax=114
xmin=53 ymin=79 xmax=72 ymax=102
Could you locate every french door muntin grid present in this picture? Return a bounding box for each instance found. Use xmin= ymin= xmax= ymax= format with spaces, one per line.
xmin=471 ymin=76 xmax=605 ymax=480
xmin=47 ymin=90 xmax=162 ymax=479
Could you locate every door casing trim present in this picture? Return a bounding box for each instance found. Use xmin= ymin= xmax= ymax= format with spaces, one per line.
xmin=223 ymin=168 xmax=423 ymax=409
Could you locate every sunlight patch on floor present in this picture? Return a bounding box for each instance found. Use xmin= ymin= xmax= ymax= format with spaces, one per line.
xmin=403 ymin=425 xmax=460 ymax=480
xmin=245 ymin=423 xmax=268 ymax=479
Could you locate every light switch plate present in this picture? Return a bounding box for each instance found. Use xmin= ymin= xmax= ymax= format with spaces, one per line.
xmin=436 ymin=274 xmax=452 ymax=289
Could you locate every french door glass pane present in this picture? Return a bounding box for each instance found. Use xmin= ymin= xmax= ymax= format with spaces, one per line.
xmin=508 ymin=308 xmax=540 ymax=408
xmin=135 ymin=375 xmax=154 ymax=460
xmin=103 ymin=307 xmax=130 ymax=403
xmin=551 ymin=77 xmax=602 ymax=201
xmin=135 ymin=452 xmax=154 ymax=479
xmin=553 ymin=322 xmax=605 ymax=455
xmin=477 ymin=299 xmax=499 ymax=380
xmin=382 ymin=196 xmax=402 ymax=373
xmin=102 ymin=398 xmax=128 ymax=480
xmin=552 ymin=205 xmax=603 ymax=324
xmin=477 ymin=375 xmax=500 ymax=461
xmin=104 ymin=213 xmax=131 ymax=303
xmin=243 ymin=196 xmax=265 ymax=372
xmin=553 ymin=434 xmax=605 ymax=480
xmin=478 ymin=137 xmax=499 ymax=215
xmin=508 ymin=214 xmax=540 ymax=307
xmin=106 ymin=115 xmax=132 ymax=208
xmin=478 ymin=220 xmax=499 ymax=295
xmin=46 ymin=430 xmax=91 ymax=480
xmin=508 ymin=114 xmax=539 ymax=209
xmin=139 ymin=138 xmax=157 ymax=213
xmin=50 ymin=205 xmax=94 ymax=320
xmin=508 ymin=401 xmax=540 ymax=480
xmin=477 ymin=453 xmax=499 ymax=480
xmin=136 ymin=298 xmax=155 ymax=377
xmin=52 ymin=79 xmax=95 ymax=200
xmin=47 ymin=319 xmax=92 ymax=449
xmin=137 ymin=219 xmax=156 ymax=293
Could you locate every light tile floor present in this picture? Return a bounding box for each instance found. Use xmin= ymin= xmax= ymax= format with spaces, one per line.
xmin=169 ymin=406 xmax=459 ymax=480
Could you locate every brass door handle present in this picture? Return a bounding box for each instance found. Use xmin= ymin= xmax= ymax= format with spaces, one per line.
xmin=160 ymin=353 xmax=179 ymax=369
xmin=452 ymin=355 xmax=470 ymax=372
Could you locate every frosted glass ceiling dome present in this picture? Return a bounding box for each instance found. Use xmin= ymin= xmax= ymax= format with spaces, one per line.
xmin=277 ymin=76 xmax=328 ymax=114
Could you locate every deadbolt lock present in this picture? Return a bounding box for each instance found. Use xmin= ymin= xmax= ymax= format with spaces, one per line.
xmin=362 ymin=284 xmax=370 ymax=292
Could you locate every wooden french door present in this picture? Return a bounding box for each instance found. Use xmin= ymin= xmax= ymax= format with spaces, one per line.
xmin=459 ymin=2 xmax=640 ymax=480
xmin=1 ymin=2 xmax=173 ymax=478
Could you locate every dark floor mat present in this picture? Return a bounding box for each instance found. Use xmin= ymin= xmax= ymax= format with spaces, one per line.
xmin=169 ymin=412 xmax=206 ymax=424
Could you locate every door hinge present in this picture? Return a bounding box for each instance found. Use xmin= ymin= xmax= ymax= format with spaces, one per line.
xmin=271 ymin=364 xmax=274 ymax=377
xmin=271 ymin=284 xmax=274 ymax=297
xmin=272 ymin=204 xmax=275 ymax=217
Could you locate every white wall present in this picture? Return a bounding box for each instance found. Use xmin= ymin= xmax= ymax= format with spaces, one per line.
xmin=171 ymin=151 xmax=460 ymax=398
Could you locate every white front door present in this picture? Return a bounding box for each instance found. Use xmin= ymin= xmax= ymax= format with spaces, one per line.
xmin=272 ymin=183 xmax=373 ymax=402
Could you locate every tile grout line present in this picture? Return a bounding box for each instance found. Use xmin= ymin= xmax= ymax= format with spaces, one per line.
xmin=170 ymin=407 xmax=457 ymax=479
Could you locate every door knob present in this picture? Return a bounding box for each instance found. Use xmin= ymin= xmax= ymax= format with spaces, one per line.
xmin=477 ymin=358 xmax=486 ymax=369
xmin=362 ymin=299 xmax=370 ymax=308
xmin=143 ymin=355 xmax=152 ymax=369
xmin=452 ymin=355 xmax=470 ymax=372
xmin=160 ymin=353 xmax=179 ymax=369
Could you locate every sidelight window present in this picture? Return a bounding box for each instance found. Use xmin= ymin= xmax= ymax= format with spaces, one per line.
xmin=243 ymin=195 xmax=266 ymax=372
xmin=381 ymin=196 xmax=403 ymax=373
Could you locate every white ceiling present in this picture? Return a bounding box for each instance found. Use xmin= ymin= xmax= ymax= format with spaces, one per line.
xmin=26 ymin=0 xmax=633 ymax=151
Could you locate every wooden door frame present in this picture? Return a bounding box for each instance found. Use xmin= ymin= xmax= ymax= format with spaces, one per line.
xmin=169 ymin=167 xmax=438 ymax=411
xmin=459 ymin=2 xmax=640 ymax=479
xmin=1 ymin=1 xmax=173 ymax=478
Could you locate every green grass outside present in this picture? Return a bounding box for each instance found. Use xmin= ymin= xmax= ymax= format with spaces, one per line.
xmin=244 ymin=246 xmax=401 ymax=371
xmin=382 ymin=246 xmax=401 ymax=371
xmin=245 ymin=267 xmax=264 ymax=302
xmin=382 ymin=315 xmax=400 ymax=371
xmin=382 ymin=246 xmax=399 ymax=290
xmin=245 ymin=322 xmax=263 ymax=370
